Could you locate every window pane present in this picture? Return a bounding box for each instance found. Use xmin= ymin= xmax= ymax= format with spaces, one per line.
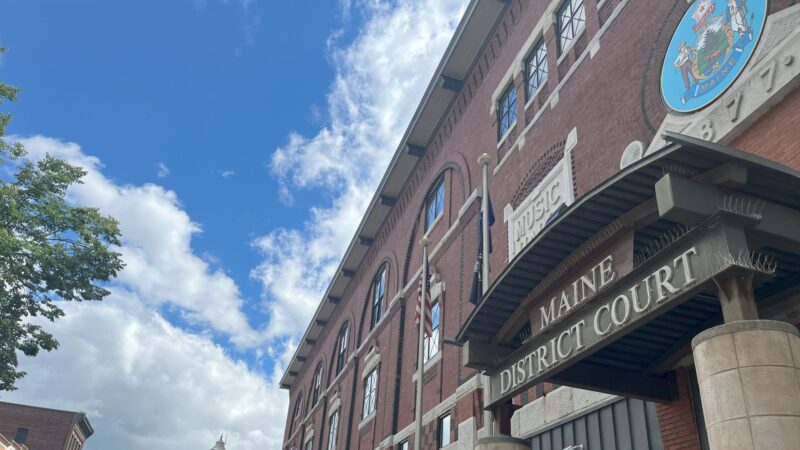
xmin=558 ymin=0 xmax=585 ymax=52
xmin=498 ymin=85 xmax=517 ymax=137
xmin=526 ymin=40 xmax=548 ymax=98
xmin=424 ymin=301 xmax=440 ymax=363
xmin=426 ymin=179 xmax=446 ymax=230
xmin=439 ymin=414 xmax=451 ymax=447
xmin=371 ymin=269 xmax=385 ymax=328
xmin=328 ymin=411 xmax=339 ymax=450
xmin=363 ymin=369 xmax=378 ymax=418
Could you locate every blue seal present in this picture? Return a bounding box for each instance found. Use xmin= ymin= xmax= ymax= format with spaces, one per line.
xmin=661 ymin=0 xmax=767 ymax=113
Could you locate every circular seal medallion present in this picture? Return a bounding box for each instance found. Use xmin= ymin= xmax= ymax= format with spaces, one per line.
xmin=660 ymin=0 xmax=767 ymax=113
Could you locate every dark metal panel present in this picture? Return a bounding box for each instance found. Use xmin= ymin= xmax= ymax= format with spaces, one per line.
xmin=612 ymin=400 xmax=633 ymax=450
xmin=645 ymin=402 xmax=665 ymax=449
xmin=587 ymin=410 xmax=602 ymax=450
xmin=600 ymin=406 xmax=616 ymax=450
xmin=628 ymin=399 xmax=650 ymax=450
xmin=562 ymin=421 xmax=575 ymax=447
xmin=574 ymin=415 xmax=588 ymax=448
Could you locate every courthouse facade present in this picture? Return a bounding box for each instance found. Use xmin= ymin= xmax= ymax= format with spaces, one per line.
xmin=281 ymin=1 xmax=800 ymax=449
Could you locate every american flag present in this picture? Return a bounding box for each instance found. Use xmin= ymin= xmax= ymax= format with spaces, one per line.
xmin=414 ymin=254 xmax=432 ymax=337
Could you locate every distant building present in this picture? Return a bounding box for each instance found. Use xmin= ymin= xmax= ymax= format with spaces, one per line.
xmin=0 ymin=401 xmax=93 ymax=450
xmin=211 ymin=435 xmax=227 ymax=450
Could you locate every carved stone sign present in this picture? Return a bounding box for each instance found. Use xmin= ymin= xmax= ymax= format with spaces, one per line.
xmin=504 ymin=152 xmax=574 ymax=260
xmin=487 ymin=220 xmax=752 ymax=406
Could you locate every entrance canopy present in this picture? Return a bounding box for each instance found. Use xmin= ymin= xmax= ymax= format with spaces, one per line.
xmin=457 ymin=133 xmax=800 ymax=406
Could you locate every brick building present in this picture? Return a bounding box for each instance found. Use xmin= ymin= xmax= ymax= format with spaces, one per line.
xmin=0 ymin=401 xmax=93 ymax=450
xmin=281 ymin=1 xmax=800 ymax=449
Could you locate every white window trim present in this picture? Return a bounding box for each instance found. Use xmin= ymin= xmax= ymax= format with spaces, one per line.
xmin=327 ymin=391 xmax=340 ymax=417
xmin=361 ymin=346 xmax=381 ymax=379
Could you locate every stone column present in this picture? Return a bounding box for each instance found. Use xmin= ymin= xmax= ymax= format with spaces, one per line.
xmin=474 ymin=436 xmax=529 ymax=450
xmin=692 ymin=320 xmax=800 ymax=450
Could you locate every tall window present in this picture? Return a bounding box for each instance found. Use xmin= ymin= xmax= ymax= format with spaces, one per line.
xmin=557 ymin=0 xmax=585 ymax=53
xmin=327 ymin=410 xmax=339 ymax=450
xmin=362 ymin=368 xmax=378 ymax=419
xmin=398 ymin=441 xmax=409 ymax=450
xmin=424 ymin=299 xmax=440 ymax=363
xmin=335 ymin=323 xmax=349 ymax=375
xmin=498 ymin=84 xmax=517 ymax=138
xmin=438 ymin=413 xmax=451 ymax=448
xmin=311 ymin=363 xmax=323 ymax=407
xmin=290 ymin=392 xmax=304 ymax=435
xmin=525 ymin=39 xmax=548 ymax=99
xmin=370 ymin=267 xmax=386 ymax=329
xmin=304 ymin=439 xmax=313 ymax=450
xmin=425 ymin=177 xmax=446 ymax=230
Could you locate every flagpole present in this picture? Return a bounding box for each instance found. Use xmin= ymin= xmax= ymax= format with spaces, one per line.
xmin=477 ymin=153 xmax=495 ymax=437
xmin=479 ymin=153 xmax=491 ymax=295
xmin=414 ymin=237 xmax=429 ymax=450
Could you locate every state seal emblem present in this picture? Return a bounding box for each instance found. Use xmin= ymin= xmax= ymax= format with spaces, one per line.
xmin=660 ymin=0 xmax=767 ymax=113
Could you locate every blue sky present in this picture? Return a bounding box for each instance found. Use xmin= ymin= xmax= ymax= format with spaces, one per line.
xmin=1 ymin=1 xmax=468 ymax=448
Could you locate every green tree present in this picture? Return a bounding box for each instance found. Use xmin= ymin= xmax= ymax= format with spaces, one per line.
xmin=0 ymin=47 xmax=124 ymax=392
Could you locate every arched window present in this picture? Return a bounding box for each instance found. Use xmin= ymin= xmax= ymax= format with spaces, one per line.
xmin=335 ymin=323 xmax=349 ymax=375
xmin=311 ymin=362 xmax=323 ymax=408
xmin=289 ymin=391 xmax=304 ymax=436
xmin=370 ymin=267 xmax=387 ymax=330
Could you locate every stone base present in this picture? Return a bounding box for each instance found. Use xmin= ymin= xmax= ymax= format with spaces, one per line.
xmin=474 ymin=436 xmax=529 ymax=450
xmin=692 ymin=320 xmax=800 ymax=450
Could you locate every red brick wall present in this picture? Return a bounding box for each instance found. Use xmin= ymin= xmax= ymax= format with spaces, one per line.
xmin=731 ymin=88 xmax=800 ymax=171
xmin=655 ymin=368 xmax=703 ymax=450
xmin=282 ymin=0 xmax=800 ymax=448
xmin=0 ymin=401 xmax=79 ymax=450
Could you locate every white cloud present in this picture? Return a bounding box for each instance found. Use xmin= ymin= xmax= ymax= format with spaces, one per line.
xmin=157 ymin=162 xmax=170 ymax=178
xmin=19 ymin=136 xmax=261 ymax=347
xmin=5 ymin=136 xmax=288 ymax=450
xmin=4 ymin=294 xmax=287 ymax=450
xmin=221 ymin=170 xmax=235 ymax=178
xmin=256 ymin=0 xmax=469 ymax=338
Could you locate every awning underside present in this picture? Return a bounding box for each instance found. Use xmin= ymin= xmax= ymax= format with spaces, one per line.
xmin=458 ymin=133 xmax=800 ymax=401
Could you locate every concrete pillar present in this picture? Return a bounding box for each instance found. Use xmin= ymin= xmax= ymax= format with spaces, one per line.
xmin=474 ymin=436 xmax=528 ymax=450
xmin=692 ymin=320 xmax=800 ymax=450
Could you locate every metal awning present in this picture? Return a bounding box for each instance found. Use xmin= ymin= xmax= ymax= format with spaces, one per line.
xmin=457 ymin=132 xmax=800 ymax=349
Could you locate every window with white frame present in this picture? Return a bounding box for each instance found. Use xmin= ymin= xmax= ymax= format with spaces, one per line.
xmin=498 ymin=83 xmax=517 ymax=138
xmin=304 ymin=438 xmax=313 ymax=450
xmin=525 ymin=38 xmax=548 ymax=99
xmin=335 ymin=323 xmax=349 ymax=375
xmin=311 ymin=362 xmax=323 ymax=407
xmin=362 ymin=368 xmax=378 ymax=419
xmin=556 ymin=0 xmax=586 ymax=54
xmin=425 ymin=177 xmax=446 ymax=231
xmin=370 ymin=267 xmax=386 ymax=329
xmin=327 ymin=410 xmax=339 ymax=450
xmin=438 ymin=413 xmax=451 ymax=448
xmin=398 ymin=440 xmax=409 ymax=450
xmin=423 ymin=299 xmax=440 ymax=363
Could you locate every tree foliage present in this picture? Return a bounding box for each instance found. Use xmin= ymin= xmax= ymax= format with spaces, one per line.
xmin=0 ymin=47 xmax=124 ymax=391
